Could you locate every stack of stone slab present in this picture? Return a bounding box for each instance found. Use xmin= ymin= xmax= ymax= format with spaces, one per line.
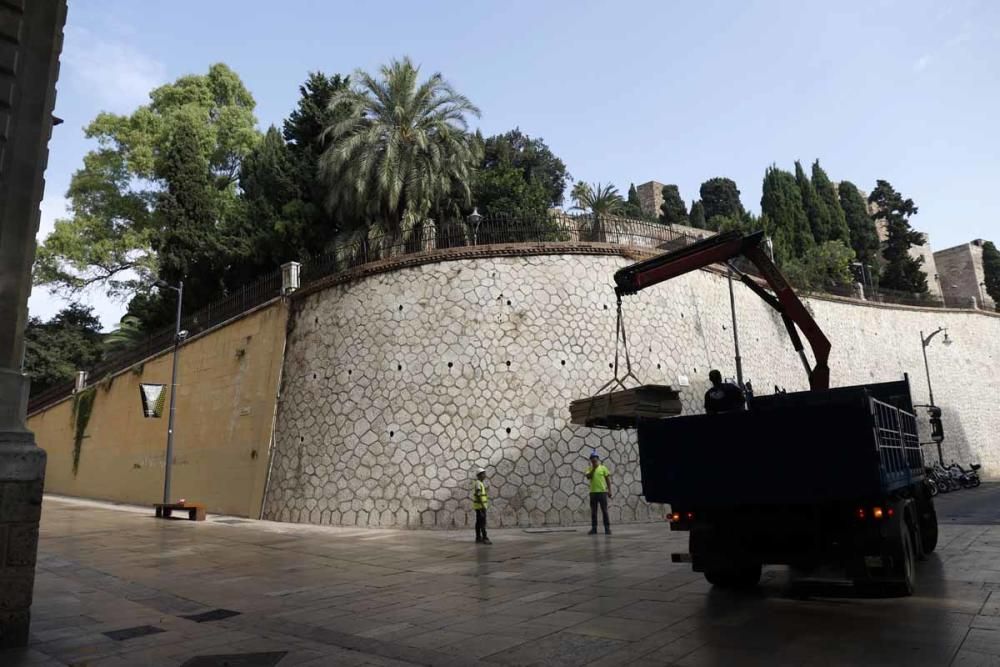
xmin=570 ymin=385 xmax=682 ymax=429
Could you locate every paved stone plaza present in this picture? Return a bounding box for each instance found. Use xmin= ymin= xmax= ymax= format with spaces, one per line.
xmin=4 ymin=492 xmax=1000 ymax=666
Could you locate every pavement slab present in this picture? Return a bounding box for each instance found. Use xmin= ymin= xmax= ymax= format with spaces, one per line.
xmin=2 ymin=493 xmax=1000 ymax=665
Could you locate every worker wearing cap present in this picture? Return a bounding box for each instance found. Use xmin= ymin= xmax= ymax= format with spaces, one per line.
xmin=473 ymin=468 xmax=492 ymax=544
xmin=585 ymin=452 xmax=612 ymax=535
xmin=705 ymin=369 xmax=746 ymax=415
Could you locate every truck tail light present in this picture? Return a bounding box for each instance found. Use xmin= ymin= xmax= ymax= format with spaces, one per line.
xmin=669 ymin=512 xmax=681 ymax=523
xmin=887 ymin=507 xmax=895 ymax=518
xmin=856 ymin=508 xmax=865 ymax=520
xmin=685 ymin=512 xmax=695 ymax=520
xmin=872 ymin=507 xmax=884 ymax=520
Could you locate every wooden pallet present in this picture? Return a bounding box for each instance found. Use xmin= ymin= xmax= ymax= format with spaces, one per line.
xmin=570 ymin=384 xmax=682 ymax=429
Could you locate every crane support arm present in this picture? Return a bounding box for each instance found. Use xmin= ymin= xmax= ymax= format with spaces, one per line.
xmin=613 ymin=231 xmax=831 ymax=390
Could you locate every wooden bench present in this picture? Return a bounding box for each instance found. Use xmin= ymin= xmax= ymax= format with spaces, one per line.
xmin=154 ymin=502 xmax=206 ymax=521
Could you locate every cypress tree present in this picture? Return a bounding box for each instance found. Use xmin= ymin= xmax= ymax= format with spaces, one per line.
xmin=699 ymin=177 xmax=744 ymax=221
xmin=658 ymin=184 xmax=688 ymax=225
xmin=761 ymin=165 xmax=813 ymax=262
xmin=838 ymin=181 xmax=880 ymax=271
xmin=795 ymin=160 xmax=831 ymax=243
xmin=812 ymin=161 xmax=850 ymax=244
xmin=689 ymin=200 xmax=706 ymax=229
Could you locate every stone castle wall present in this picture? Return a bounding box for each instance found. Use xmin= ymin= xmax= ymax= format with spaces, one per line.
xmin=262 ymin=253 xmax=1000 ymax=529
xmin=935 ymin=241 xmax=995 ymax=310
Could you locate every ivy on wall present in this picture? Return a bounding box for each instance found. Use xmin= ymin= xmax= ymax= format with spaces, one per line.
xmin=70 ymin=387 xmax=96 ymax=476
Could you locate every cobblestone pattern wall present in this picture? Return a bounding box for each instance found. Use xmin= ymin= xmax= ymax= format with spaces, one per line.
xmin=264 ymin=254 xmax=1000 ymax=529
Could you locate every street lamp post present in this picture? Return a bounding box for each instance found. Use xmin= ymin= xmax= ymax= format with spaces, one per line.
xmin=155 ymin=279 xmax=185 ymax=505
xmin=920 ymin=326 xmax=951 ymax=464
xmin=468 ymin=208 xmax=482 ymax=246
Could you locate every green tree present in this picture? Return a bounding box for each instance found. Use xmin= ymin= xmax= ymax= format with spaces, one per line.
xmin=811 ymin=160 xmax=849 ymax=243
xmin=980 ymin=241 xmax=1000 ymax=310
xmin=571 ymin=182 xmax=624 ymax=242
xmin=782 ymin=241 xmax=855 ymax=291
xmin=229 ymin=72 xmax=351 ymax=285
xmin=103 ymin=315 xmax=146 ymax=354
xmin=624 ymin=183 xmax=644 ymax=219
xmin=838 ymin=181 xmax=880 ymax=274
xmin=34 ymin=64 xmax=260 ymax=300
xmin=699 ymin=177 xmax=744 ymax=222
xmin=658 ymin=185 xmax=688 ymax=226
xmin=152 ymin=123 xmax=230 ymax=312
xmin=474 ymin=129 xmax=569 ymax=221
xmin=688 ymin=200 xmax=706 ymax=229
xmin=481 ymin=129 xmax=569 ymax=208
xmin=869 ymin=180 xmax=927 ymax=293
xmin=23 ymin=304 xmax=104 ymax=396
xmin=761 ymin=166 xmax=813 ymax=262
xmin=319 ymin=57 xmax=481 ymax=245
xmin=795 ymin=160 xmax=831 ymax=243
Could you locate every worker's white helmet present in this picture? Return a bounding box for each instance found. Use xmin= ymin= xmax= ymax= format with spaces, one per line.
xmin=476 ymin=467 xmax=486 ymax=474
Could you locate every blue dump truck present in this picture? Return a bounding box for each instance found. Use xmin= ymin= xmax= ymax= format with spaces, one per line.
xmin=610 ymin=231 xmax=937 ymax=595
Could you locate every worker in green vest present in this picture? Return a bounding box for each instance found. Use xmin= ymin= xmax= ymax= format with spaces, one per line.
xmin=585 ymin=452 xmax=612 ymax=535
xmin=473 ymin=467 xmax=492 ymax=544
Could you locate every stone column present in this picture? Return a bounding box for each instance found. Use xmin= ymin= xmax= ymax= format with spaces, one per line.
xmin=0 ymin=0 xmax=68 ymax=648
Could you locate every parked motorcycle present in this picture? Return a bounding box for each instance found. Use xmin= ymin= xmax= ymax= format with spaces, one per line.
xmin=948 ymin=462 xmax=981 ymax=488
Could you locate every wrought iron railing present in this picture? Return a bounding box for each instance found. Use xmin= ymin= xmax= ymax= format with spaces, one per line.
xmin=25 ymin=212 xmax=983 ymax=413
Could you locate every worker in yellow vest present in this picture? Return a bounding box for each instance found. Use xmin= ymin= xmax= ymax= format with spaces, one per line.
xmin=473 ymin=467 xmax=492 ymax=544
xmin=585 ymin=452 xmax=612 ymax=535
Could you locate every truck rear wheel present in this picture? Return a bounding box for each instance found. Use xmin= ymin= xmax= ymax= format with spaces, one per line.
xmin=704 ymin=563 xmax=762 ymax=589
xmin=886 ymin=521 xmax=916 ymax=596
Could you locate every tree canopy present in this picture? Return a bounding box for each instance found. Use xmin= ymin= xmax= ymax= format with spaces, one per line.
xmin=699 ymin=177 xmax=744 ymax=222
xmin=474 ymin=129 xmax=567 ymax=221
xmin=23 ymin=304 xmax=104 ymax=396
xmin=838 ymin=181 xmax=880 ymax=273
xmin=480 ymin=129 xmax=569 ymax=208
xmin=34 ymin=63 xmax=260 ymax=300
xmin=795 ymin=160 xmax=831 ymax=244
xmin=868 ymin=180 xmax=928 ymax=293
xmin=688 ymin=201 xmax=706 ymax=229
xmin=658 ymin=185 xmax=688 ymax=226
xmin=761 ymin=166 xmax=813 ymax=262
xmin=811 ymin=161 xmax=849 ymax=244
xmin=319 ymin=57 xmax=481 ymax=242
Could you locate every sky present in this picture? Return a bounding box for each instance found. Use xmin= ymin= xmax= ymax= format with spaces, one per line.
xmin=31 ymin=0 xmax=1000 ymax=329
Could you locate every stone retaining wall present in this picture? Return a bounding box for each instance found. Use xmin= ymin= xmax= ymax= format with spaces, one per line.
xmin=263 ymin=252 xmax=1000 ymax=529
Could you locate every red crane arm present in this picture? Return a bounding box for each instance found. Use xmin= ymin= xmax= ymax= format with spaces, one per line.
xmin=613 ymin=231 xmax=831 ymax=390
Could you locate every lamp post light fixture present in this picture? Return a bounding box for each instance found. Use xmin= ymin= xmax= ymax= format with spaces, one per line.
xmin=920 ymin=326 xmax=951 ymax=464
xmin=154 ymin=279 xmax=184 ymax=505
xmin=468 ymin=207 xmax=482 ymax=246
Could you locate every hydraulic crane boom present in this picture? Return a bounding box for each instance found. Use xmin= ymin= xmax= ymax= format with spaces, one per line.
xmin=613 ymin=231 xmax=831 ymax=390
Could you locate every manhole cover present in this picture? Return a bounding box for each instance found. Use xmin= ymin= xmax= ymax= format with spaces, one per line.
xmin=180 ymin=652 xmax=288 ymax=667
xmin=181 ymin=608 xmax=241 ymax=623
xmin=104 ymin=625 xmax=166 ymax=641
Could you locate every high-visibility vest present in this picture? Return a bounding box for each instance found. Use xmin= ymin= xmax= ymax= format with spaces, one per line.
xmin=473 ymin=480 xmax=488 ymax=510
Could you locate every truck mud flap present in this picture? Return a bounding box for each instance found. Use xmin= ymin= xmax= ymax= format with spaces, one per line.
xmin=671 ymin=553 xmax=692 ymax=563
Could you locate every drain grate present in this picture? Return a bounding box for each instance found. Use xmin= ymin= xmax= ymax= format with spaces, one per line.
xmin=180 ymin=608 xmax=241 ymax=623
xmin=179 ymin=651 xmax=288 ymax=667
xmin=104 ymin=625 xmax=166 ymax=641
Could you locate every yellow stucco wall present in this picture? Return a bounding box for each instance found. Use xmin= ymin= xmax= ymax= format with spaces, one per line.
xmin=28 ymin=300 xmax=288 ymax=518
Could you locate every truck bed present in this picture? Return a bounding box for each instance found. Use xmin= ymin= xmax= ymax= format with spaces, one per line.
xmin=637 ymin=380 xmax=924 ymax=507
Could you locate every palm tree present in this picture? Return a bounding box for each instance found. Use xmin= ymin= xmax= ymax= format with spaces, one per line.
xmin=319 ymin=57 xmax=481 ymax=254
xmin=570 ymin=182 xmax=624 ymax=241
xmin=104 ymin=315 xmax=146 ymax=354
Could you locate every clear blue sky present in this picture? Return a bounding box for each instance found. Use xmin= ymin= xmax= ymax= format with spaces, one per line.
xmin=32 ymin=0 xmax=1000 ymax=327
